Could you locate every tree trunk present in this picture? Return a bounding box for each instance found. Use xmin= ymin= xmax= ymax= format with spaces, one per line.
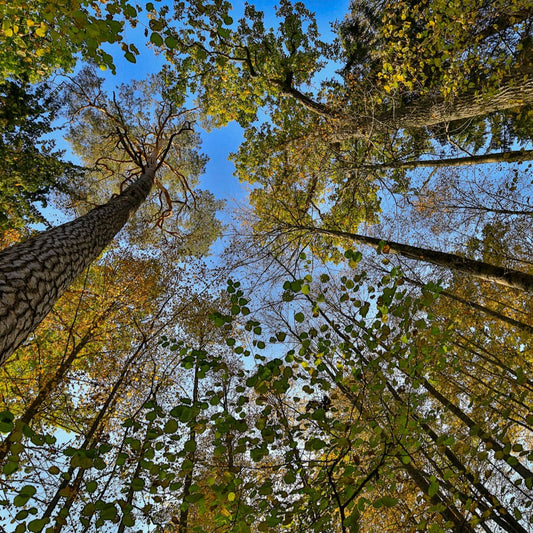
xmin=332 ymin=74 xmax=533 ymax=139
xmin=292 ymin=225 xmax=533 ymax=293
xmin=41 ymin=347 xmax=137 ymax=525
xmin=400 ymin=273 xmax=533 ymax=334
xmin=357 ymin=149 xmax=533 ymax=171
xmin=178 ymin=362 xmax=200 ymax=533
xmin=0 ymin=164 xmax=155 ymax=366
xmin=0 ymin=328 xmax=94 ymax=464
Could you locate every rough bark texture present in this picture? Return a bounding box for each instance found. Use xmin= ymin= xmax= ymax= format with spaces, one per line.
xmin=331 ymin=74 xmax=533 ymax=139
xmin=0 ymin=165 xmax=155 ymax=366
xmin=292 ymin=225 xmax=533 ymax=293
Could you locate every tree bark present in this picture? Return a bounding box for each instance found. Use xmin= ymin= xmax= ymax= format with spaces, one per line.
xmin=0 ymin=164 xmax=155 ymax=366
xmin=357 ymin=149 xmax=533 ymax=171
xmin=291 ymin=225 xmax=533 ymax=293
xmin=400 ymin=274 xmax=533 ymax=334
xmin=332 ymin=74 xmax=533 ymax=139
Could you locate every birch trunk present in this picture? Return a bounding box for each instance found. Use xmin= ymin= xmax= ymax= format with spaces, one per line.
xmin=0 ymin=164 xmax=155 ymax=365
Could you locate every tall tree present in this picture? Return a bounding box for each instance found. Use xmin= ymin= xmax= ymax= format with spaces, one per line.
xmin=0 ymin=70 xmax=210 ymax=366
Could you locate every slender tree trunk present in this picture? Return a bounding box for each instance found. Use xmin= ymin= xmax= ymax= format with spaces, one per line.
xmin=357 ymin=149 xmax=533 ymax=171
xmin=294 ymin=271 xmax=529 ymax=531
xmin=0 ymin=164 xmax=155 ymax=366
xmin=400 ymin=273 xmax=533 ymax=334
xmin=291 ymin=225 xmax=533 ymax=293
xmin=117 ymin=420 xmax=154 ymax=533
xmin=419 ymin=377 xmax=533 ymax=482
xmin=41 ymin=348 xmax=136 ymax=523
xmin=0 ymin=328 xmax=94 ymax=464
xmin=178 ymin=362 xmax=200 ymax=533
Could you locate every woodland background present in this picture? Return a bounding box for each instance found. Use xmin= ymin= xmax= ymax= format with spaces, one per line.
xmin=0 ymin=0 xmax=532 ymax=531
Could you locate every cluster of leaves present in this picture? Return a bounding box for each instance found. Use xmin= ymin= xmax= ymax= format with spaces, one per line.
xmin=340 ymin=0 xmax=533 ymax=98
xmin=0 ymin=0 xmax=146 ymax=81
xmin=0 ymin=81 xmax=82 ymax=238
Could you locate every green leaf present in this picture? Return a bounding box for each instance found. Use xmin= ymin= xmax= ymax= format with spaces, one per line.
xmin=131 ymin=478 xmax=145 ymax=491
xmin=100 ymin=504 xmax=117 ymax=520
xmin=165 ymin=36 xmax=178 ymax=49
xmin=150 ymin=32 xmax=163 ymax=46
xmin=381 ymin=496 xmax=398 ymax=508
xmin=428 ymin=481 xmax=439 ymax=497
xmin=284 ymin=472 xmax=296 ymax=484
xmin=3 ymin=461 xmax=18 ymax=475
xmin=14 ymin=485 xmax=36 ymax=507
xmin=164 ymin=419 xmax=178 ymax=434
xmin=122 ymin=512 xmax=135 ymax=527
xmin=27 ymin=519 xmax=48 ymax=532
xmin=0 ymin=411 xmax=14 ymax=433
xmin=294 ymin=312 xmax=305 ymax=323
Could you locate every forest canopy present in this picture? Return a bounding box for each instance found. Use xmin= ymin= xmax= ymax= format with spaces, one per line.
xmin=0 ymin=1 xmax=532 ymax=532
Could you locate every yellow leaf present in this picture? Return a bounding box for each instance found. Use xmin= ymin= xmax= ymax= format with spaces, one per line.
xmin=35 ymin=22 xmax=47 ymax=37
xmin=227 ymin=492 xmax=236 ymax=502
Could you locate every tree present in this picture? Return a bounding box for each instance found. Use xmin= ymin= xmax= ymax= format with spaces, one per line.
xmin=0 ymin=69 xmax=212 ymax=366
xmin=219 ymin=252 xmax=532 ymax=531
xmin=159 ymin=0 xmax=533 ymax=142
xmin=0 ymin=0 xmax=149 ymax=81
xmin=288 ymin=223 xmax=533 ymax=292
xmin=0 ymin=80 xmax=82 ymax=237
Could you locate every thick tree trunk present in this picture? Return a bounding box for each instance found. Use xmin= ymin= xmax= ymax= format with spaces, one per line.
xmin=333 ymin=74 xmax=533 ymax=139
xmin=291 ymin=225 xmax=533 ymax=293
xmin=0 ymin=164 xmax=155 ymax=366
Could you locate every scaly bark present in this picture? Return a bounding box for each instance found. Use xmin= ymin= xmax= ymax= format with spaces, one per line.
xmin=339 ymin=74 xmax=533 ymax=139
xmin=0 ymin=163 xmax=155 ymax=366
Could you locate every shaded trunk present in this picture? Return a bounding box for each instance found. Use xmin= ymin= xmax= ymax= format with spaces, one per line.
xmin=401 ymin=273 xmax=533 ymax=334
xmin=41 ymin=348 xmax=137 ymax=523
xmin=117 ymin=420 xmax=154 ymax=533
xmin=0 ymin=328 xmax=94 ymax=464
xmin=281 ymin=73 xmax=533 ymax=140
xmin=178 ymin=363 xmax=200 ymax=533
xmin=292 ymin=225 xmax=533 ymax=293
xmin=288 ymin=265 xmax=529 ymax=531
xmin=0 ymin=164 xmax=155 ymax=365
xmin=357 ymin=149 xmax=533 ymax=171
